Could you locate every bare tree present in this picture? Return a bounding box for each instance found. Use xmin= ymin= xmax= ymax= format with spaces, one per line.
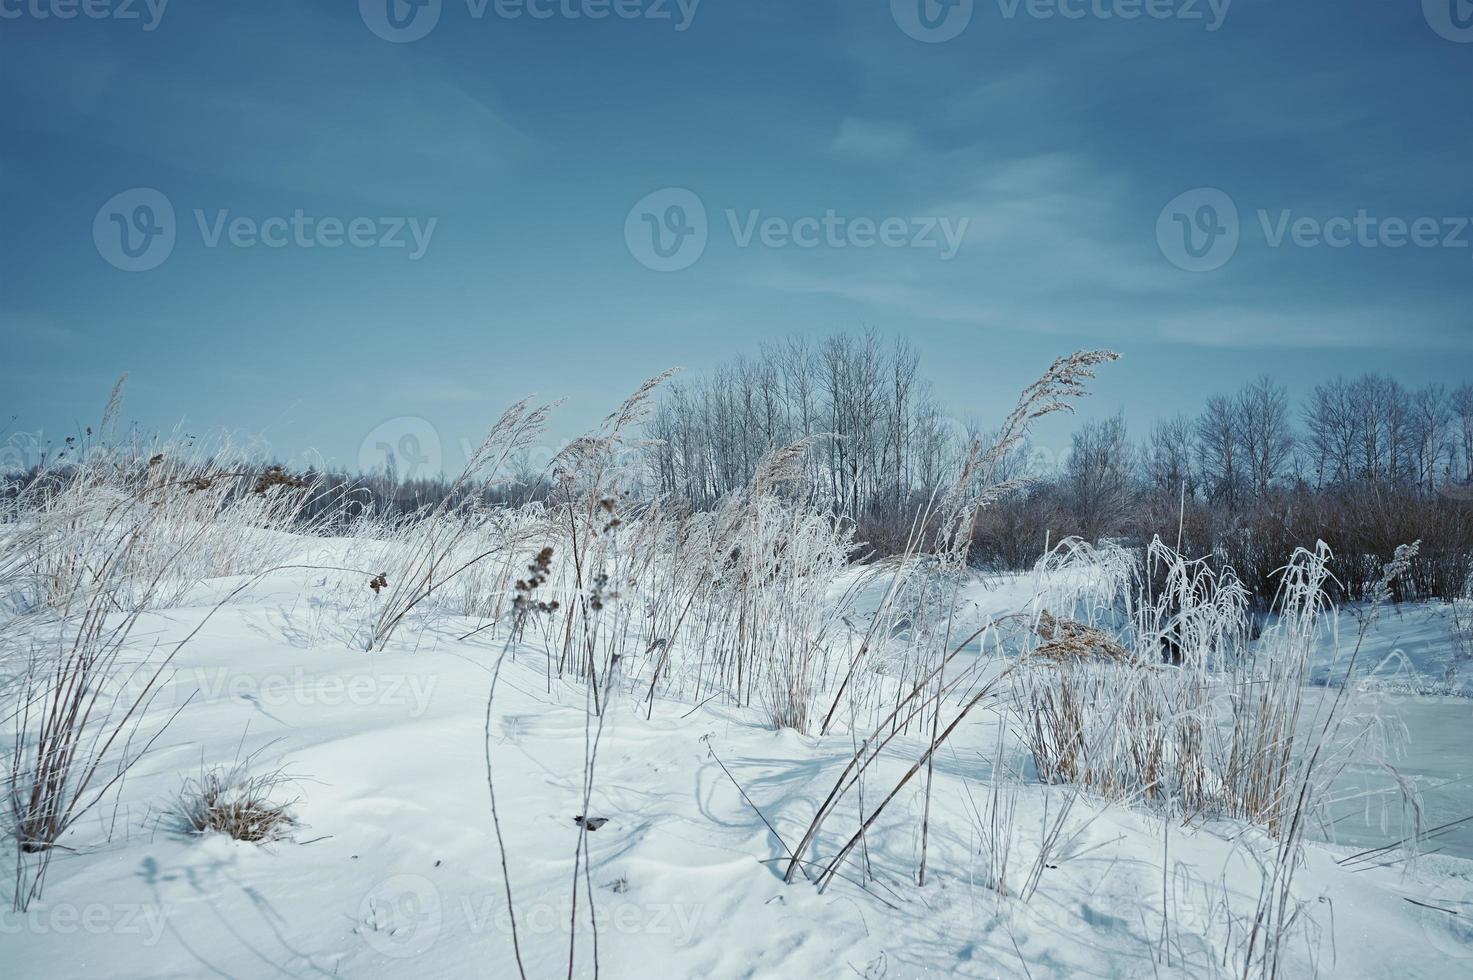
xmin=1303 ymin=378 xmax=1358 ymax=487
xmin=1236 ymin=376 xmax=1294 ymax=499
xmin=1408 ymin=385 xmax=1453 ymax=494
xmin=1196 ymin=394 xmax=1240 ymax=507
xmin=1348 ymin=374 xmax=1413 ymax=483
xmin=1449 ymin=383 xmax=1473 ymax=485
xmin=1145 ymin=414 xmax=1195 ymax=499
xmin=1065 ymin=413 xmax=1132 ymax=541
xmin=642 ymin=329 xmax=952 ymax=535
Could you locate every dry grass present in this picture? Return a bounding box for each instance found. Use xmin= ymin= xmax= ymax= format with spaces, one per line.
xmin=1031 ymin=609 xmax=1132 ymax=662
xmin=1009 ymin=537 xmax=1422 ymax=979
xmin=363 ymin=398 xmax=553 ymax=652
xmin=1450 ymin=592 xmax=1473 ymax=665
xmin=172 ymin=758 xmax=298 ymax=843
xmin=4 ymin=353 xmax=1442 ymax=980
xmin=1 ymin=381 xmax=328 ymax=908
xmin=6 ymin=486 xmax=203 ymax=909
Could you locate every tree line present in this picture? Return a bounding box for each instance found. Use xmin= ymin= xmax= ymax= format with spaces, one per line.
xmin=981 ymin=374 xmax=1473 ymax=604
xmin=642 ymin=332 xmax=1473 ymax=603
xmin=10 ymin=333 xmax=1466 ymax=604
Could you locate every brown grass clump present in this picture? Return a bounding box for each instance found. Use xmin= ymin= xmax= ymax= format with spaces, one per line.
xmin=252 ymin=464 xmax=308 ymax=495
xmin=1032 ymin=610 xmax=1132 ymax=663
xmin=172 ymin=761 xmax=298 ymax=843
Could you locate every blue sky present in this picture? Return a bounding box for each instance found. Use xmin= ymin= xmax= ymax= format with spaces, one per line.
xmin=2 ymin=0 xmax=1470 ymax=474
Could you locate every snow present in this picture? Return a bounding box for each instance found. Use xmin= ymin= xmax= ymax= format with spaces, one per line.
xmin=3 ymin=544 xmax=1472 ymax=979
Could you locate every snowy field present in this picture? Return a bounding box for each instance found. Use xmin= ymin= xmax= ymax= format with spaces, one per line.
xmin=3 ymin=534 xmax=1471 ymax=980
xmin=3 ymin=374 xmax=1471 ymax=980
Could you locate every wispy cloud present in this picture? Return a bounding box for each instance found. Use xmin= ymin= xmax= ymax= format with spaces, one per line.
xmin=1 ymin=313 xmax=80 ymax=346
xmin=1150 ymin=304 xmax=1473 ymax=350
xmin=393 ymin=376 xmax=492 ymax=405
xmin=832 ymin=118 xmax=918 ymax=160
xmin=2 ymin=9 xmax=533 ymax=206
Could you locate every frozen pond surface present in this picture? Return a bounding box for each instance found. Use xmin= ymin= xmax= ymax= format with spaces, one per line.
xmin=1317 ymin=690 xmax=1473 ymax=860
xmin=1304 ymin=602 xmax=1473 ymax=860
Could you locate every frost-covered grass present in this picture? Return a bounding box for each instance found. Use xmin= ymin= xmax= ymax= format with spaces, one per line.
xmin=170 ymin=754 xmax=299 ymax=843
xmin=3 ymin=359 xmax=1471 ymax=978
xmin=1 ymin=548 xmax=1467 ymax=978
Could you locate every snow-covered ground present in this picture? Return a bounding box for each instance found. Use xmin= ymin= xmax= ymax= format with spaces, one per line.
xmin=3 ymin=546 xmax=1472 ymax=979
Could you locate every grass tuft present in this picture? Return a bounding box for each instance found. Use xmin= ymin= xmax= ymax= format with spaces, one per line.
xmin=171 ymin=759 xmax=298 ymax=844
